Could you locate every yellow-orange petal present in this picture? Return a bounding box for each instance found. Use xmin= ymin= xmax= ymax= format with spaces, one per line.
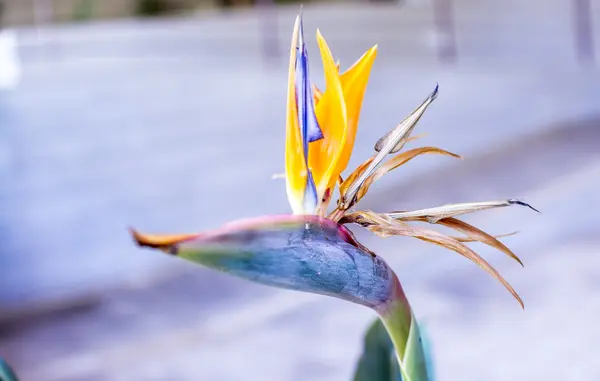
xmin=309 ymin=29 xmax=348 ymax=198
xmin=285 ymin=16 xmax=308 ymax=214
xmin=335 ymin=45 xmax=377 ymax=176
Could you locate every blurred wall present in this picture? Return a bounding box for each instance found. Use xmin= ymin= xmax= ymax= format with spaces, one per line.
xmin=0 ymin=0 xmax=221 ymax=26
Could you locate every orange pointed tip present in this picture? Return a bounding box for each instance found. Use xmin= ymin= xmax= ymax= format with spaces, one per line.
xmin=129 ymin=228 xmax=198 ymax=249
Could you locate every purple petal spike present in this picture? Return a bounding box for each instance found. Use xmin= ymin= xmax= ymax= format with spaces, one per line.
xmin=294 ymin=13 xmax=323 ymax=214
xmin=295 ymin=15 xmax=324 ymax=145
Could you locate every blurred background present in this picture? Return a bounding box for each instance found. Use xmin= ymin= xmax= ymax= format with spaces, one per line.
xmin=0 ymin=0 xmax=599 ymax=380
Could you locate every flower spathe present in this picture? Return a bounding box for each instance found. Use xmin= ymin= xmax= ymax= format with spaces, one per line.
xmin=131 ymin=11 xmax=537 ymax=381
xmin=132 ymin=215 xmax=432 ymax=380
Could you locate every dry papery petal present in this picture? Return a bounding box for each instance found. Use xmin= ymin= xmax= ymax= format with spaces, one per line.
xmin=338 ymin=134 xmax=427 ymax=199
xmin=339 ymin=156 xmax=375 ymax=197
xmin=341 ymin=211 xmax=524 ymax=308
xmin=387 ymin=199 xmax=539 ymax=223
xmin=373 ymin=86 xmax=438 ymax=155
xmin=425 ymin=217 xmax=523 ymax=266
xmin=340 ymin=86 xmax=439 ymax=211
xmin=355 ymin=146 xmax=461 ymax=203
xmin=450 ymin=231 xmax=518 ymax=242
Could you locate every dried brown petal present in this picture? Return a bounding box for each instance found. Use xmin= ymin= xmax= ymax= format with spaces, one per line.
xmin=340 ymin=86 xmax=439 ymax=210
xmin=355 ymin=147 xmax=461 ymax=202
xmin=341 ymin=211 xmax=524 ymax=308
xmin=339 ymin=156 xmax=375 ymax=197
xmin=451 ymin=231 xmax=518 ymax=242
xmin=434 ymin=218 xmax=523 ymax=266
xmin=388 ymin=199 xmax=539 ymax=223
xmin=373 ymin=85 xmax=438 ymax=154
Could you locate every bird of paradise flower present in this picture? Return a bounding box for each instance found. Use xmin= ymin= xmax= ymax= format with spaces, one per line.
xmin=131 ymin=12 xmax=537 ymax=381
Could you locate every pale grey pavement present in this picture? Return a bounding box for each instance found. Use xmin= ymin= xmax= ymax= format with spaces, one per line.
xmin=1 ymin=1 xmax=600 ymax=380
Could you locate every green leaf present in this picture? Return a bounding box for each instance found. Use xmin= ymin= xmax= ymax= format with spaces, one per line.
xmin=0 ymin=358 xmax=19 ymax=381
xmin=353 ymin=318 xmax=403 ymax=381
xmin=419 ymin=324 xmax=436 ymax=381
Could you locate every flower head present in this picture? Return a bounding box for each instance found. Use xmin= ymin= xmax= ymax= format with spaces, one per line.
xmin=131 ymin=11 xmax=537 ymax=381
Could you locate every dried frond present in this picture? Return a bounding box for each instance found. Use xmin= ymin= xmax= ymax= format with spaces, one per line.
xmin=338 ymin=134 xmax=430 ymax=199
xmin=339 ymin=85 xmax=439 ymax=211
xmin=355 ymin=147 xmax=461 ymax=202
xmin=341 ymin=211 xmax=524 ymax=308
xmin=450 ymin=231 xmax=518 ymax=242
xmin=339 ymin=155 xmax=375 ymax=197
xmin=425 ymin=217 xmax=523 ymax=266
xmin=387 ymin=199 xmax=539 ymax=223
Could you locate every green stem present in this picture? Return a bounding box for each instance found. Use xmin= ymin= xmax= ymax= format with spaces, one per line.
xmin=375 ymin=275 xmax=431 ymax=381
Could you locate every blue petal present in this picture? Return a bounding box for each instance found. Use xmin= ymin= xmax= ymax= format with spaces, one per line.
xmin=295 ymin=16 xmax=323 ymax=148
xmin=304 ymin=65 xmax=323 ymax=144
xmin=293 ymin=14 xmax=322 ymax=213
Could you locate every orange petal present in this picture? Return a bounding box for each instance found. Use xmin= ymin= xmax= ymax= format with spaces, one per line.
xmin=309 ymin=29 xmax=348 ymax=199
xmin=335 ymin=45 xmax=377 ymax=176
xmin=130 ymin=228 xmax=198 ymax=250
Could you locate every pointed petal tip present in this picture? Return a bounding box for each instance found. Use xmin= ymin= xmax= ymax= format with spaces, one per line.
xmin=129 ymin=229 xmax=198 ymax=249
xmin=315 ymin=28 xmax=323 ymax=39
xmin=308 ymin=130 xmax=324 ymax=142
xmin=129 ymin=227 xmax=145 ymax=247
xmin=361 ymin=44 xmax=378 ymax=56
xmin=431 ymin=83 xmax=439 ymax=100
xmin=508 ymin=199 xmax=540 ymax=213
xmin=297 ymin=16 xmax=305 ymax=46
xmin=514 ymin=256 xmax=524 ymax=267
